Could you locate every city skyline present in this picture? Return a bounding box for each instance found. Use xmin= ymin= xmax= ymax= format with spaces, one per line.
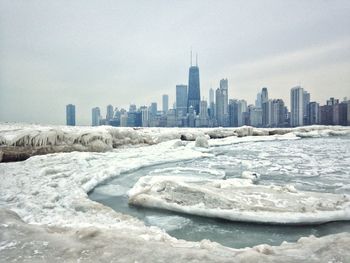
xmin=1 ymin=1 xmax=350 ymax=125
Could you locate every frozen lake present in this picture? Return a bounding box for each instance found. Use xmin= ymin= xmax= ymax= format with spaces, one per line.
xmin=89 ymin=136 xmax=350 ymax=248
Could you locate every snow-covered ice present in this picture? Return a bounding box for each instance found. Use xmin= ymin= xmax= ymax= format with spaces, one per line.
xmin=1 ymin=123 xmax=350 ymax=261
xmin=129 ymin=176 xmax=350 ymax=224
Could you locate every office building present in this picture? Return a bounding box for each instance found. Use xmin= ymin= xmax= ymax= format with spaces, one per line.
xmin=290 ymin=86 xmax=304 ymax=127
xmin=162 ymin=94 xmax=169 ymax=113
xmin=92 ymin=107 xmax=101 ymax=126
xmin=66 ymin=104 xmax=76 ymax=126
xmin=176 ymin=85 xmax=188 ymax=117
xmin=187 ymin=56 xmax=201 ymax=114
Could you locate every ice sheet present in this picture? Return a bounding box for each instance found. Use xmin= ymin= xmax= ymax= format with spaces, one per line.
xmin=129 ymin=176 xmax=350 ymax=224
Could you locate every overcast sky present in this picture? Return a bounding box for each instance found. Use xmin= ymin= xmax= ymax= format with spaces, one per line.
xmin=1 ymin=0 xmax=349 ymax=125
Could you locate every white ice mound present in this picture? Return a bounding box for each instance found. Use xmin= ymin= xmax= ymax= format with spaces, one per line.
xmin=194 ymin=135 xmax=209 ymax=148
xmin=128 ymin=176 xmax=350 ymax=224
xmin=241 ymin=171 xmax=260 ymax=183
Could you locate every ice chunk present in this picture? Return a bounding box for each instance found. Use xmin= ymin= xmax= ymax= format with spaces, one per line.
xmin=128 ymin=176 xmax=350 ymax=224
xmin=241 ymin=171 xmax=260 ymax=183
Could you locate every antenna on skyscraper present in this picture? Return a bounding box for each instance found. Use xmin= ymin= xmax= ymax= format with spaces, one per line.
xmin=196 ymin=53 xmax=198 ymax=66
xmin=190 ymin=48 xmax=193 ymax=66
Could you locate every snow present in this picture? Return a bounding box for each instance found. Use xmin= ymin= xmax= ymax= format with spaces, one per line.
xmin=1 ymin=123 xmax=349 ymax=159
xmin=128 ymin=176 xmax=350 ymax=224
xmin=1 ymin=123 xmax=350 ymax=261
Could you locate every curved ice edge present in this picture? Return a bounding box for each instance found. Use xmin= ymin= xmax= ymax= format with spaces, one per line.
xmin=128 ymin=176 xmax=350 ymax=225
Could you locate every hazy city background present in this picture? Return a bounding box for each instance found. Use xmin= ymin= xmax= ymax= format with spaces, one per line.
xmin=1 ymin=0 xmax=350 ymax=125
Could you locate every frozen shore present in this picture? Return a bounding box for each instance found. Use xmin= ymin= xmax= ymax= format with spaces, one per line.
xmin=128 ymin=176 xmax=350 ymax=224
xmin=1 ymin=208 xmax=350 ymax=262
xmin=1 ymin=124 xmax=350 ymax=261
xmin=1 ymin=123 xmax=349 ymax=162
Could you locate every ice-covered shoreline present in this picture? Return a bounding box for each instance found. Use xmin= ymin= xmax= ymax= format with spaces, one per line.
xmin=1 ymin=124 xmax=350 ymax=261
xmin=1 ymin=122 xmax=350 ymax=162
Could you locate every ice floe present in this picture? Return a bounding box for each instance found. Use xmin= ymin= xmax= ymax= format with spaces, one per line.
xmin=128 ymin=176 xmax=350 ymax=224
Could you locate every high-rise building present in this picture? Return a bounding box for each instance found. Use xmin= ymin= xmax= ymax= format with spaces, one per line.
xmin=249 ymin=106 xmax=262 ymax=127
xmin=290 ymin=86 xmax=304 ymax=127
xmin=215 ymin=88 xmax=225 ymax=126
xmin=198 ymin=100 xmax=208 ymax=127
xmin=219 ymin=79 xmax=228 ymax=115
xmin=320 ymin=105 xmax=333 ymax=125
xmin=106 ymin=104 xmax=114 ymax=121
xmin=303 ymin=91 xmax=310 ymax=124
xmin=269 ymin=99 xmax=285 ymax=127
xmin=150 ymin=102 xmax=157 ymax=117
xmin=66 ymin=104 xmax=76 ymax=126
xmin=176 ymin=85 xmax=188 ymax=117
xmin=255 ymin=92 xmax=262 ymax=108
xmin=261 ymin=87 xmax=269 ymax=127
xmin=228 ymin=99 xmax=238 ymax=127
xmin=209 ymin=88 xmax=215 ymax=119
xmin=237 ymin=100 xmax=247 ymax=127
xmin=162 ymin=94 xmax=169 ymax=113
xmin=333 ymin=102 xmax=348 ymax=126
xmin=92 ymin=107 xmax=101 ymax=126
xmin=129 ymin=104 xmax=137 ymax=113
xmin=187 ymin=58 xmax=200 ymax=114
xmin=307 ymin=102 xmax=319 ymax=125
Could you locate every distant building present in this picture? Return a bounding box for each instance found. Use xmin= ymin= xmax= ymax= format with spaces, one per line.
xmin=198 ymin=100 xmax=208 ymax=127
xmin=255 ymin=92 xmax=262 ymax=108
xmin=333 ymin=102 xmax=348 ymax=126
xmin=188 ymin=60 xmax=200 ymax=114
xmin=307 ymin=102 xmax=319 ymax=125
xmin=237 ymin=100 xmax=247 ymax=127
xmin=162 ymin=94 xmax=169 ymax=113
xmin=176 ymin=85 xmax=188 ymax=117
xmin=261 ymin=87 xmax=269 ymax=127
xmin=209 ymin=88 xmax=215 ymax=119
xmin=269 ymin=99 xmax=285 ymax=127
xmin=66 ymin=104 xmax=76 ymax=126
xmin=150 ymin=102 xmax=157 ymax=117
xmin=219 ymin=79 xmax=228 ymax=116
xmin=320 ymin=105 xmax=333 ymax=125
xmin=129 ymin=104 xmax=137 ymax=113
xmin=106 ymin=104 xmax=114 ymax=121
xmin=228 ymin=99 xmax=238 ymax=127
xmin=303 ymin=91 xmax=310 ymax=124
xmin=290 ymin=86 xmax=304 ymax=127
xmin=249 ymin=106 xmax=262 ymax=127
xmin=127 ymin=112 xmax=142 ymax=127
xmin=215 ymin=88 xmax=225 ymax=126
xmin=92 ymin=107 xmax=101 ymax=126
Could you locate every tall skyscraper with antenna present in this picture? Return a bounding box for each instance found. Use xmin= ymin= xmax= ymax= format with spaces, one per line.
xmin=187 ymin=51 xmax=201 ymax=114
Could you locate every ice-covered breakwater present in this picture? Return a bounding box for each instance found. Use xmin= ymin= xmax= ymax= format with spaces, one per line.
xmin=128 ymin=176 xmax=350 ymax=224
xmin=1 ymin=123 xmax=350 ymax=162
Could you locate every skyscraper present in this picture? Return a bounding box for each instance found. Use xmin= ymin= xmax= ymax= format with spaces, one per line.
xmin=209 ymin=88 xmax=215 ymax=118
xmin=228 ymin=99 xmax=238 ymax=127
xmin=92 ymin=107 xmax=101 ymax=126
xmin=162 ymin=94 xmax=169 ymax=113
xmin=66 ymin=104 xmax=76 ymax=126
xmin=261 ymin=87 xmax=269 ymax=127
xmin=106 ymin=104 xmax=114 ymax=121
xmin=290 ymin=86 xmax=304 ymax=127
xmin=215 ymin=88 xmax=225 ymax=126
xmin=176 ymin=85 xmax=188 ymax=117
xmin=150 ymin=102 xmax=157 ymax=117
xmin=187 ymin=55 xmax=200 ymax=114
xmin=219 ymin=79 xmax=228 ymax=115
xmin=307 ymin=102 xmax=320 ymax=125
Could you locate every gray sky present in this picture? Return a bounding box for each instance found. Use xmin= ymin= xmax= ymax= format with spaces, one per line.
xmin=1 ymin=0 xmax=349 ymax=125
